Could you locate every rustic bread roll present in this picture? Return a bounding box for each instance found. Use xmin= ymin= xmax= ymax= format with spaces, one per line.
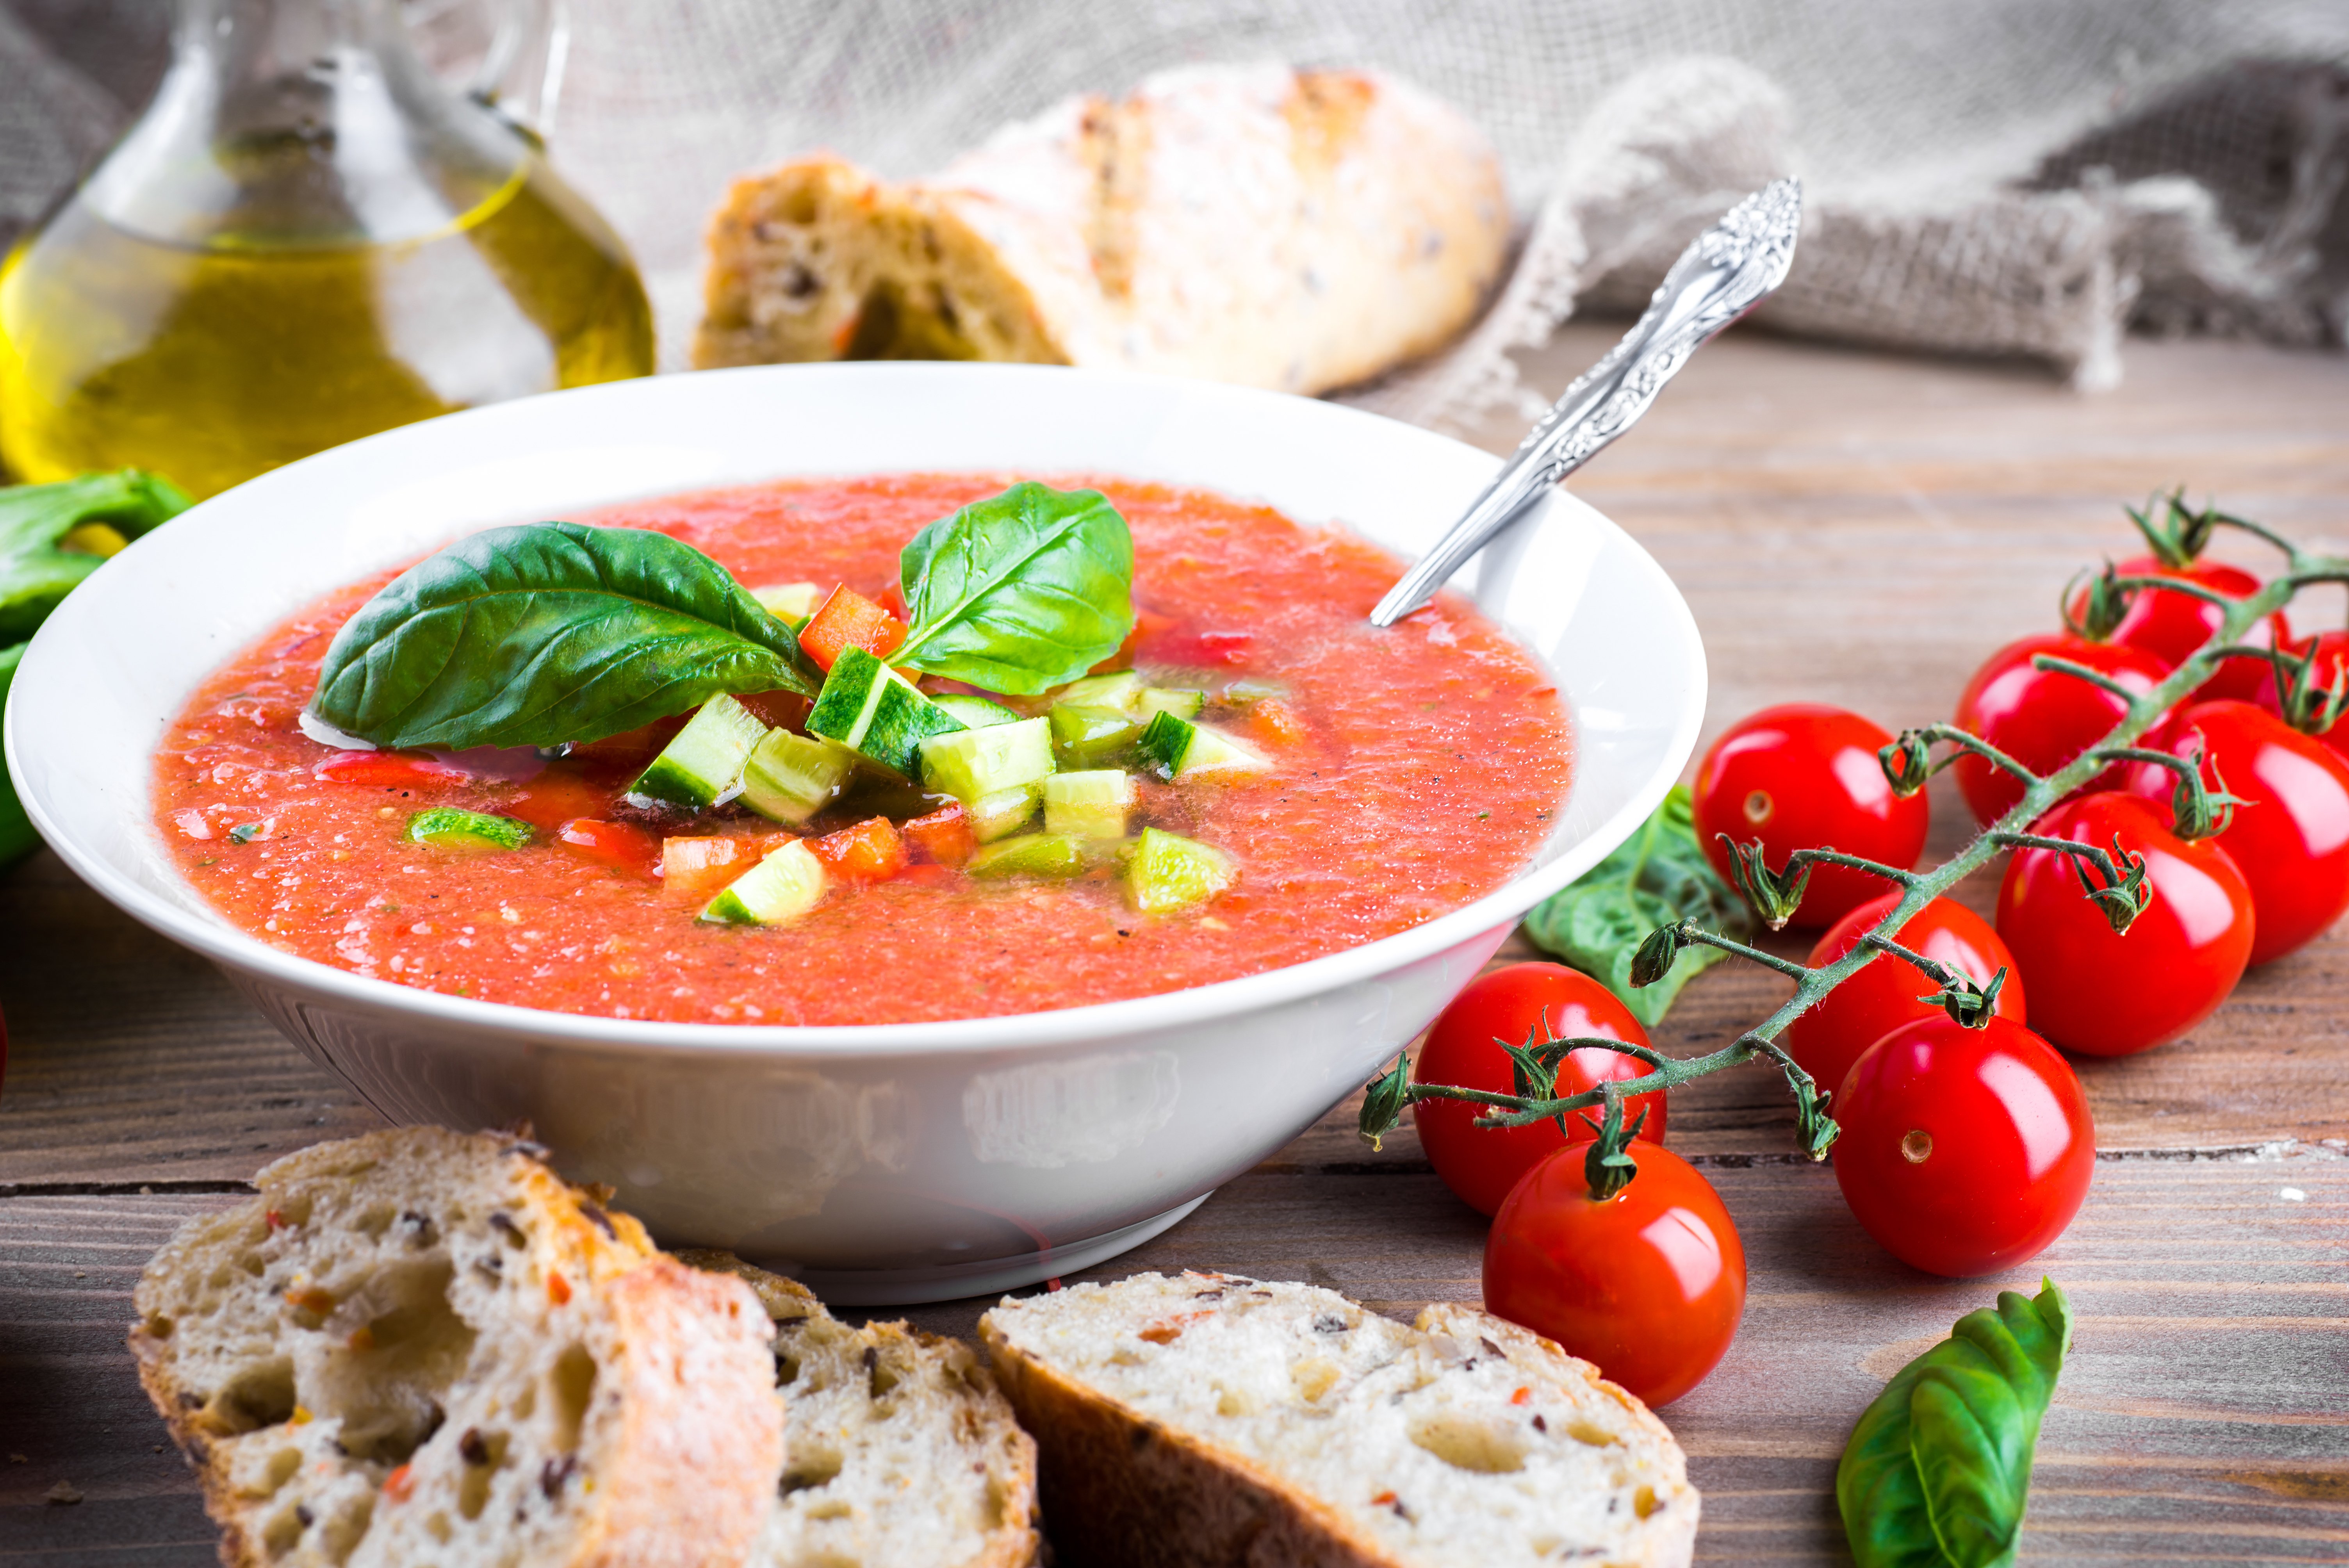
xmin=130 ymin=1127 xmax=782 ymax=1568
xmin=695 ymin=62 xmax=1510 ymax=396
xmin=680 ymin=1251 xmax=1041 ymax=1568
xmin=978 ymin=1270 xmax=1698 ymax=1568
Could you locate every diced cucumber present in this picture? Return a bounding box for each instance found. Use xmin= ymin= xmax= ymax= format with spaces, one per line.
xmin=1054 ymin=671 xmax=1143 ymax=710
xmin=967 ymin=832 xmax=1091 ymax=879
xmin=629 ymin=694 xmax=770 ymax=810
xmin=406 ymin=807 xmax=535 ymax=851
xmin=918 ymin=716 xmax=1054 ymax=804
xmin=1043 ymin=770 xmax=1137 ymax=838
xmin=806 ymin=647 xmax=967 ymax=776
xmin=699 ymin=838 xmax=827 ymax=926
xmin=750 ymin=582 xmax=823 ymax=624
xmin=1049 ymin=703 xmax=1141 ymax=766
xmin=1124 ymin=827 xmax=1237 ymax=914
xmin=931 ymin=693 xmax=1023 ymax=729
xmin=1137 ymin=687 xmax=1206 ymax=721
xmin=967 ymin=785 xmax=1041 ymax=843
xmin=1135 ymin=712 xmax=1271 ymax=781
xmin=740 ymin=730 xmax=858 ymax=827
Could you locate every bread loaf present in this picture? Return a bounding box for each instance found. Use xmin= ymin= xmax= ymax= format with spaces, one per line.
xmin=978 ymin=1270 xmax=1698 ymax=1568
xmin=695 ymin=63 xmax=1509 ymax=396
xmin=130 ymin=1127 xmax=783 ymax=1568
xmin=681 ymin=1252 xmax=1041 ymax=1568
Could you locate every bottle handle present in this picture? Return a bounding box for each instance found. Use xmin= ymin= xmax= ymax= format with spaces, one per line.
xmin=467 ymin=0 xmax=570 ymax=141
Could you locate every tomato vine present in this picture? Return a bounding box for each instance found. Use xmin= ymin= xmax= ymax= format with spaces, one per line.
xmin=1360 ymin=493 xmax=2349 ymax=1185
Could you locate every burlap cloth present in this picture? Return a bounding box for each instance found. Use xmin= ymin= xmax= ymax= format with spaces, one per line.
xmin=6 ymin=0 xmax=2346 ymax=433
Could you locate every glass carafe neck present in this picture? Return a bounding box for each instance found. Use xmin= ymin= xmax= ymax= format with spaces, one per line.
xmin=82 ymin=0 xmax=532 ymax=250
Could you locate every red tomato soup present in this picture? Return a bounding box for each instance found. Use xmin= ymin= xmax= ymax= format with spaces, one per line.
xmin=152 ymin=476 xmax=1573 ymax=1024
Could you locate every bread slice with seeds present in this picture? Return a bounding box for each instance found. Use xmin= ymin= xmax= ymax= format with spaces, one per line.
xmin=693 ymin=62 xmax=1508 ymax=398
xmin=680 ymin=1251 xmax=1041 ymax=1568
xmin=130 ymin=1126 xmax=782 ymax=1568
xmin=978 ymin=1270 xmax=1697 ymax=1568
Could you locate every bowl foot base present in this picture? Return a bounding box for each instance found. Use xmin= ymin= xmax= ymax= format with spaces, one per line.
xmin=788 ymin=1193 xmax=1212 ymax=1306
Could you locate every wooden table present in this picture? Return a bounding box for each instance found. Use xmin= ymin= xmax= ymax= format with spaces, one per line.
xmin=5 ymin=325 xmax=2347 ymax=1564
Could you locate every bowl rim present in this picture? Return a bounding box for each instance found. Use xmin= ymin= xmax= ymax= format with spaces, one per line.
xmin=7 ymin=362 xmax=1705 ymax=1059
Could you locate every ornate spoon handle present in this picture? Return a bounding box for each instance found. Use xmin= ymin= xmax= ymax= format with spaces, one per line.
xmin=1368 ymin=178 xmax=1804 ymax=627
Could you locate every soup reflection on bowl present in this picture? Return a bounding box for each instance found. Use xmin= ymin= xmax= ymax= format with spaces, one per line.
xmin=8 ymin=364 xmax=1704 ymax=1303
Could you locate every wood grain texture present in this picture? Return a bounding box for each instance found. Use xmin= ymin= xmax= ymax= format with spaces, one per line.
xmin=3 ymin=327 xmax=2348 ymax=1563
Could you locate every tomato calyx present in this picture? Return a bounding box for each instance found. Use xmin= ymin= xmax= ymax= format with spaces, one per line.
xmin=2101 ymin=739 xmax=2242 ymax=839
xmin=2256 ymin=634 xmax=2349 ymax=738
xmin=1858 ymin=926 xmax=2013 ymax=1029
xmin=1716 ymin=836 xmax=1812 ymax=929
xmin=2124 ymin=486 xmax=2221 ymax=568
xmin=1995 ymin=827 xmax=2153 ymax=934
xmin=1574 ymin=1089 xmax=1648 ymax=1201
xmin=2058 ymin=562 xmax=2135 ymax=642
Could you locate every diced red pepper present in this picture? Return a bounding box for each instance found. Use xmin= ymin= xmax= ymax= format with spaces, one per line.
xmin=659 ymin=835 xmax=761 ymax=898
xmin=809 ymin=816 xmax=909 ymax=884
xmin=312 ymin=750 xmax=469 ymax=789
xmin=877 ymin=580 xmax=908 ymax=622
xmin=1248 ymin=697 xmax=1309 ymax=748
xmin=503 ymin=771 xmax=616 ymax=831
xmin=798 ymin=585 xmax=906 ymax=672
xmin=556 ymin=818 xmax=663 ymax=878
xmin=901 ymin=802 xmax=976 ymax=867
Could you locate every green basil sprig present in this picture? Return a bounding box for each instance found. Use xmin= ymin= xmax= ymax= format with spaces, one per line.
xmin=895 ymin=481 xmax=1135 ymax=694
xmin=1839 ymin=1279 xmax=2072 ymax=1568
xmin=1521 ymin=785 xmax=1752 ymax=1026
xmin=310 ymin=522 xmax=823 ymax=751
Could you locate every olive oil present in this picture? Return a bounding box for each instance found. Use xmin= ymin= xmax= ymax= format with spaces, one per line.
xmin=0 ymin=155 xmax=652 ymax=499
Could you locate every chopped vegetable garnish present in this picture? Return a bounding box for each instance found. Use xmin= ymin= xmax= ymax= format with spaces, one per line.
xmin=798 ymin=584 xmax=906 ymax=671
xmin=406 ymin=808 xmax=535 ymax=852
xmin=967 ymin=832 xmax=1092 ymax=879
xmin=629 ymin=695 xmax=769 ymax=810
xmin=700 ymin=839 xmax=827 ymax=926
xmin=740 ymin=729 xmax=858 ymax=827
xmin=1125 ymin=827 xmax=1237 ymax=914
xmin=918 ymin=716 xmax=1054 ymax=804
xmin=930 ymin=692 xmax=1023 ymax=729
xmin=1044 ymin=770 xmax=1137 ymax=839
xmin=659 ymin=835 xmax=761 ymax=899
xmin=553 ymin=817 xmax=661 ymax=877
xmin=806 ymin=647 xmax=967 ymax=775
xmin=902 ymin=801 xmax=977 ymax=866
xmin=750 ymin=581 xmax=823 ymax=623
xmin=1135 ymin=711 xmax=1271 ymax=781
xmin=1048 ymin=703 xmax=1141 ymax=766
xmin=966 ymin=785 xmax=1041 ymax=843
xmin=809 ymin=816 xmax=909 ymax=884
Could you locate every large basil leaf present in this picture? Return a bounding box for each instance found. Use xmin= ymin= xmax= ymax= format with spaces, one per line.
xmin=1521 ymin=785 xmax=1752 ymax=1027
xmin=0 ymin=469 xmax=191 ymax=643
xmin=310 ymin=522 xmax=820 ymax=750
xmin=1839 ymin=1279 xmax=2072 ymax=1568
xmin=894 ymin=482 xmax=1134 ymax=694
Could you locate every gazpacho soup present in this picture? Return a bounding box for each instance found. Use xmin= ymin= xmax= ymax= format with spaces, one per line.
xmin=153 ymin=476 xmax=1573 ymax=1025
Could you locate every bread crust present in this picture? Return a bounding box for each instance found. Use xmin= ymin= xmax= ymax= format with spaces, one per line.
xmin=979 ymin=1272 xmax=1697 ymax=1568
xmin=694 ymin=63 xmax=1507 ymax=396
xmin=130 ymin=1128 xmax=780 ymax=1568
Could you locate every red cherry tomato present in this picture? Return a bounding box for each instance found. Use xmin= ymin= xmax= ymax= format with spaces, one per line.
xmin=2255 ymin=629 xmax=2349 ymax=767
xmin=1786 ymin=893 xmax=2027 ymax=1098
xmin=1832 ymin=1016 xmax=2094 ymax=1278
xmin=2124 ymin=700 xmax=2349 ymax=967
xmin=2069 ymin=556 xmax=2272 ymax=700
xmin=1412 ymin=964 xmax=1665 ymax=1217
xmin=1953 ymin=634 xmax=2174 ymax=826
xmin=1691 ymin=704 xmax=1928 ymax=929
xmin=1483 ymin=1140 xmax=1745 ymax=1406
xmin=1995 ymin=792 xmax=2254 ymax=1056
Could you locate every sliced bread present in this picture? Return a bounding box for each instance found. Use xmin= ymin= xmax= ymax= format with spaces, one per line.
xmin=681 ymin=1251 xmax=1041 ymax=1568
xmin=978 ymin=1270 xmax=1698 ymax=1568
xmin=694 ymin=62 xmax=1509 ymax=397
xmin=131 ymin=1127 xmax=782 ymax=1568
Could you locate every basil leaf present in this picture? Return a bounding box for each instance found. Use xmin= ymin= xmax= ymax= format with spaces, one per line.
xmin=310 ymin=522 xmax=820 ymax=750
xmin=894 ymin=482 xmax=1135 ymax=694
xmin=1521 ymin=785 xmax=1752 ymax=1026
xmin=0 ymin=469 xmax=191 ymax=643
xmin=1839 ymin=1279 xmax=2072 ymax=1568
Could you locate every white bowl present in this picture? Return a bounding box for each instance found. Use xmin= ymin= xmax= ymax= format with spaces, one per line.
xmin=8 ymin=363 xmax=1703 ymax=1303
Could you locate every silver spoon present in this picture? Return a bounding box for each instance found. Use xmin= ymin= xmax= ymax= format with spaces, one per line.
xmin=1368 ymin=177 xmax=1804 ymax=627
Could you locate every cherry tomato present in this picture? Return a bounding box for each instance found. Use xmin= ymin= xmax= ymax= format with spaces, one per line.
xmin=1483 ymin=1140 xmax=1744 ymax=1406
xmin=1995 ymin=791 xmax=2254 ymax=1056
xmin=1412 ymin=964 xmax=1665 ymax=1217
xmin=2124 ymin=700 xmax=2349 ymax=967
xmin=2069 ymin=556 xmax=2272 ymax=700
xmin=1832 ymin=1016 xmax=2094 ymax=1278
xmin=2255 ymin=629 xmax=2349 ymax=767
xmin=1691 ymin=704 xmax=1928 ymax=929
xmin=1785 ymin=892 xmax=2026 ymax=1099
xmin=1952 ymin=633 xmax=2173 ymax=826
